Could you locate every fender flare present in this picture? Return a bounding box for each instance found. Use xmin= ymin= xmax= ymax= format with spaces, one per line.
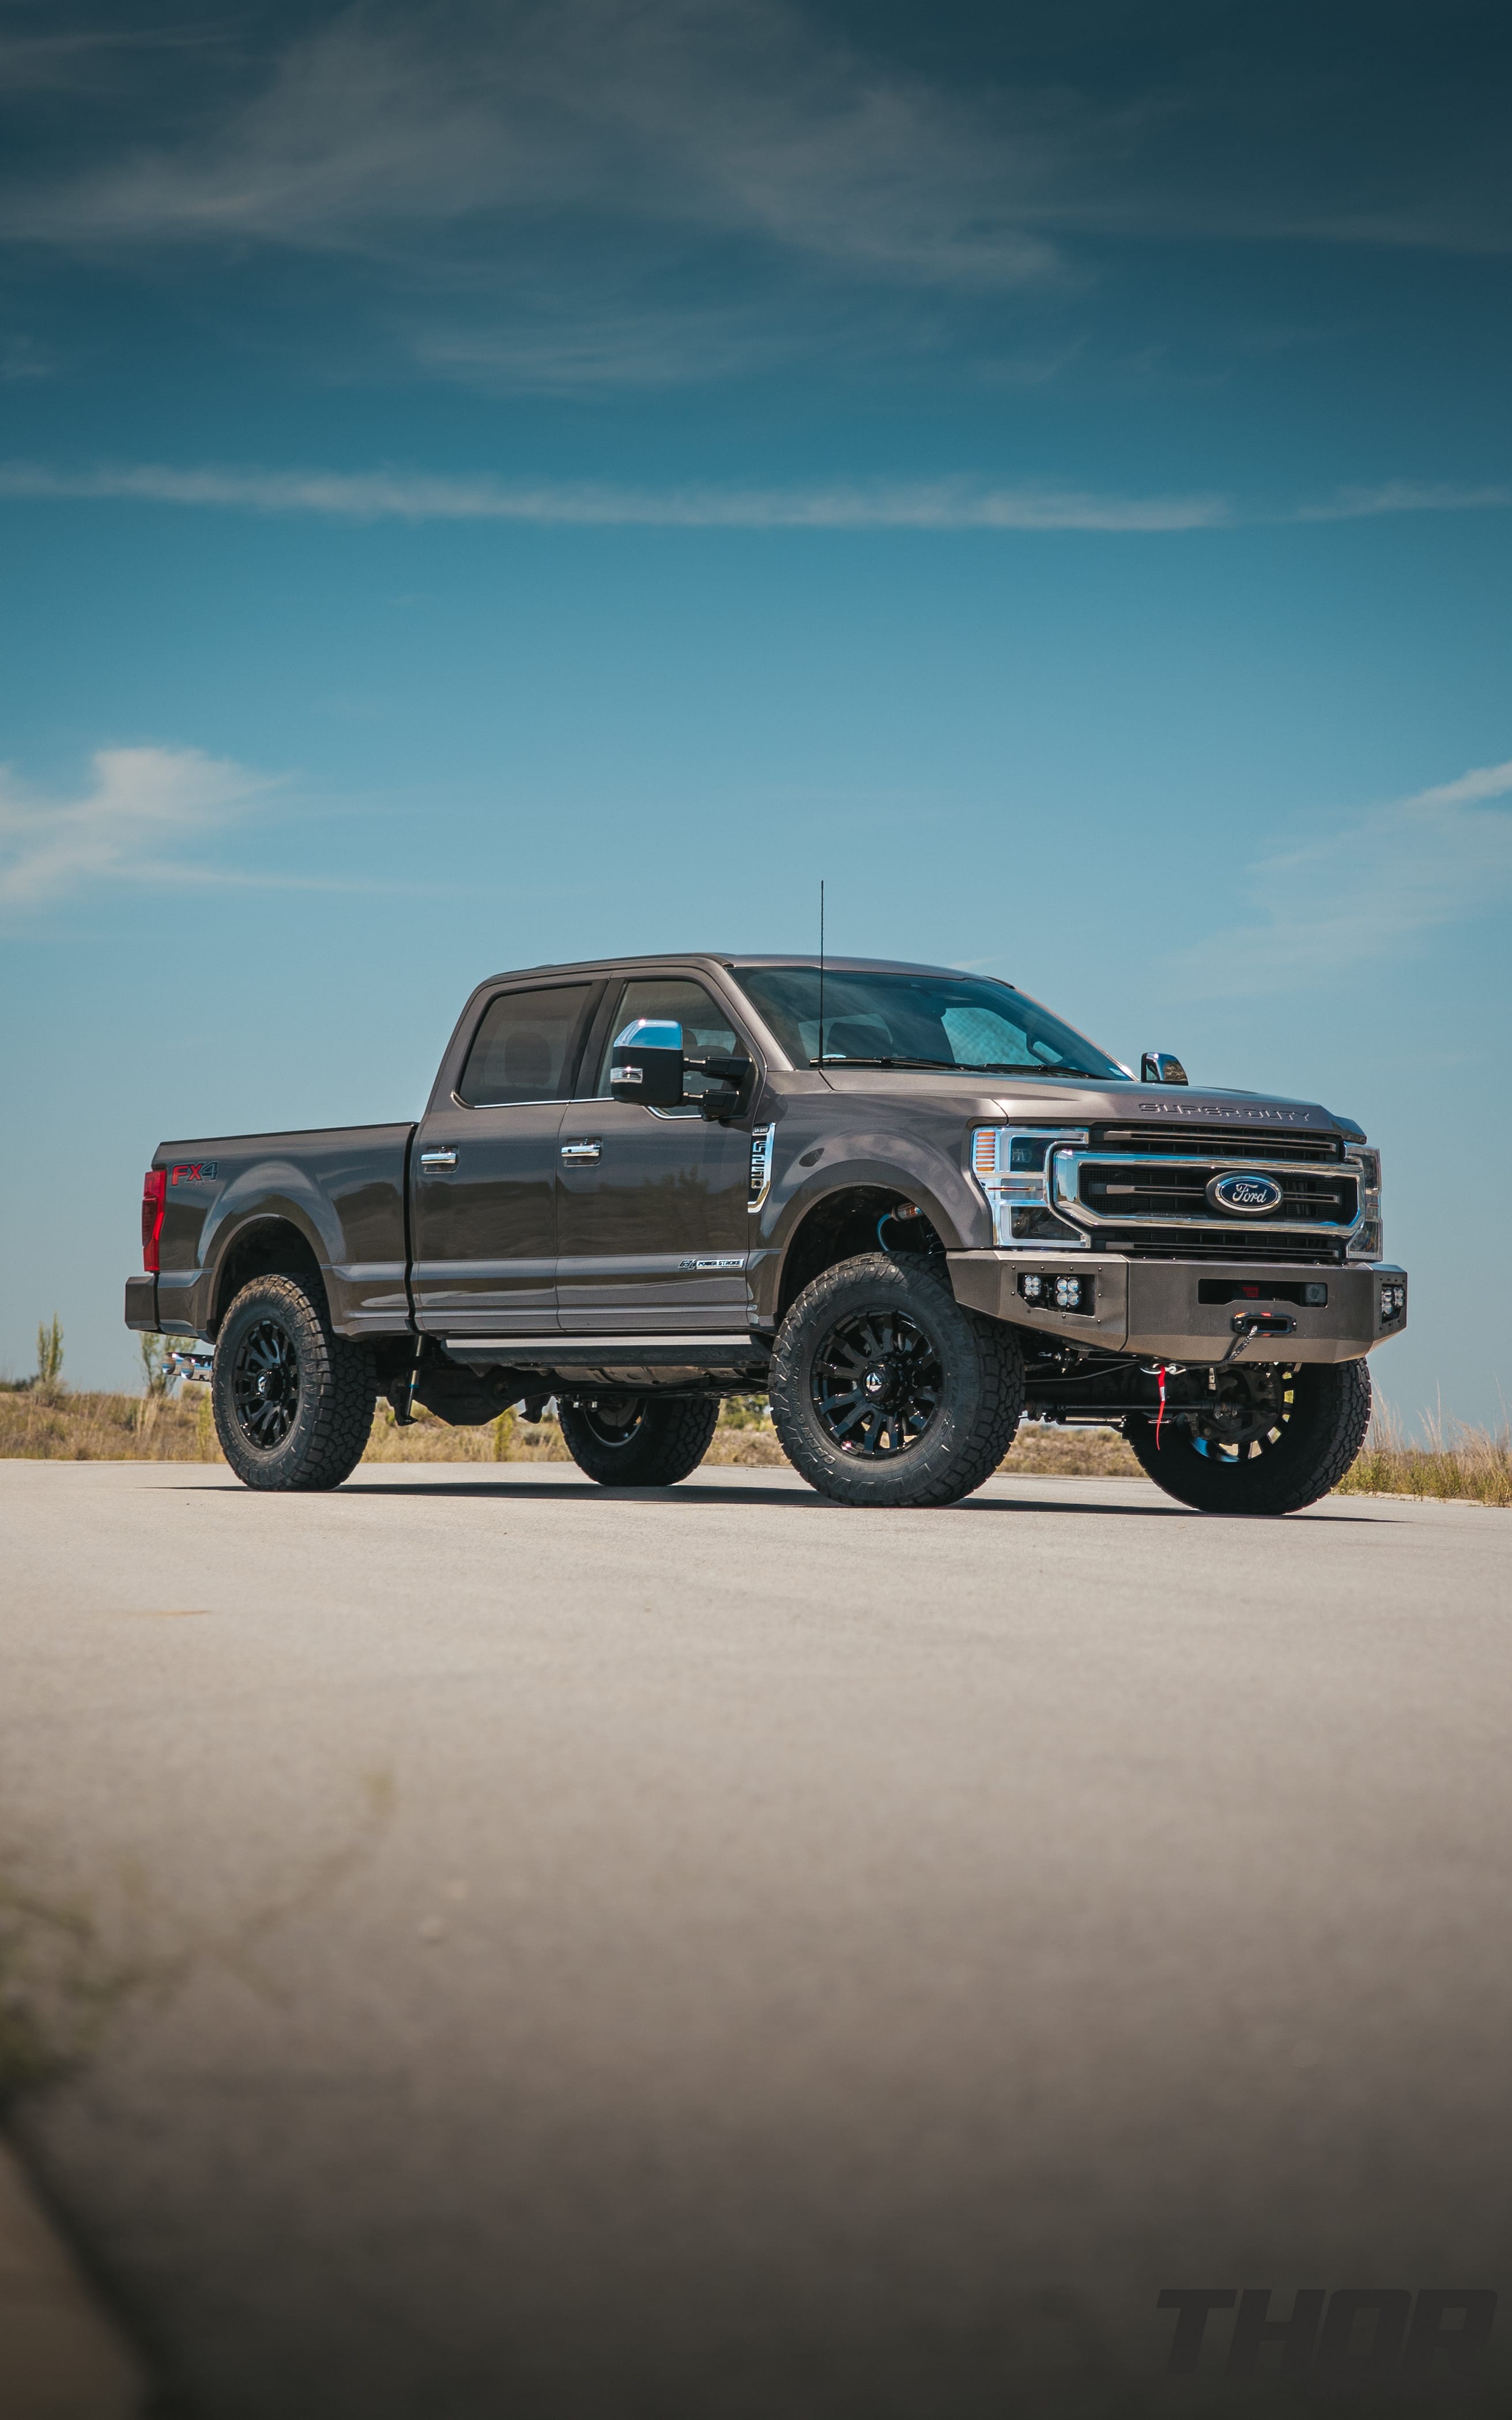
xmin=752 ymin=1136 xmax=991 ymax=1323
xmin=198 ymin=1168 xmax=342 ymax=1330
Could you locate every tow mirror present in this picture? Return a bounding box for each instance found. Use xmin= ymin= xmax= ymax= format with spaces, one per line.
xmin=611 ymin=1019 xmax=685 ymax=1107
xmin=688 ymin=1052 xmax=752 ymax=1122
xmin=1140 ymin=1051 xmax=1189 ymax=1086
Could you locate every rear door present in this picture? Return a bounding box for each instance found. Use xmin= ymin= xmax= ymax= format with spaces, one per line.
xmin=556 ymin=974 xmax=754 ymax=1334
xmin=410 ymin=980 xmax=598 ymax=1338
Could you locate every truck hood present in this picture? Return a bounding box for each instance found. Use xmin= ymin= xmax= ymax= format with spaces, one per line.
xmin=816 ymin=1069 xmax=1351 ymax=1136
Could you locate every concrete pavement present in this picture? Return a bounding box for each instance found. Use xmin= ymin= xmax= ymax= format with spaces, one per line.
xmin=1 ymin=1459 xmax=1508 ymax=2418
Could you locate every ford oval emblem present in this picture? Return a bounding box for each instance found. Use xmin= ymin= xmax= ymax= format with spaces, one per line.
xmin=1208 ymin=1171 xmax=1284 ymax=1215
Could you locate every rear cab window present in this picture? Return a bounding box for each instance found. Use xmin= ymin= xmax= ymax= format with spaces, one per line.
xmin=458 ymin=985 xmax=595 ymax=1106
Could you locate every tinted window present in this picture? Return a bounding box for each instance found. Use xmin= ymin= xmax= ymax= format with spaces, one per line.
xmin=595 ymin=978 xmax=741 ymax=1106
xmin=732 ymin=966 xmax=1122 ymax=1080
xmin=459 ymin=985 xmax=593 ymax=1106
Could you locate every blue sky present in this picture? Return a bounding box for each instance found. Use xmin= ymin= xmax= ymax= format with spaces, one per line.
xmin=2 ymin=0 xmax=1509 ymax=1425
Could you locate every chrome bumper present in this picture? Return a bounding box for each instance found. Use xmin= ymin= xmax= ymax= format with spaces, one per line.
xmin=946 ymin=1252 xmax=1408 ymax=1364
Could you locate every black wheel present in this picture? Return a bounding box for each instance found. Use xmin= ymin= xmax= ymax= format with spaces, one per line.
xmin=212 ymin=1274 xmax=375 ymax=1492
xmin=769 ymin=1252 xmax=1024 ymax=1508
xmin=1124 ymin=1358 xmax=1372 ymax=1515
xmin=557 ymin=1393 xmax=720 ymax=1487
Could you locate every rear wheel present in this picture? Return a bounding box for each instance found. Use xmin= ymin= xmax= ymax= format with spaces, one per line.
xmin=769 ymin=1252 xmax=1024 ymax=1508
xmin=557 ymin=1394 xmax=719 ymax=1487
xmin=1124 ymin=1358 xmax=1371 ymax=1515
xmin=212 ymin=1274 xmax=375 ymax=1491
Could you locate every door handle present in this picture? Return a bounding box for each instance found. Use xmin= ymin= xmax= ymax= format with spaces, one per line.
xmin=419 ymin=1147 xmax=458 ymax=1169
xmin=560 ymin=1138 xmax=601 ymax=1163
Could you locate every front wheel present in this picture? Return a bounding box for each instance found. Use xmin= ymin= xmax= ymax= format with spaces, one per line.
xmin=212 ymin=1274 xmax=375 ymax=1491
xmin=1124 ymin=1358 xmax=1372 ymax=1515
xmin=768 ymin=1252 xmax=1024 ymax=1508
xmin=557 ymin=1394 xmax=719 ymax=1487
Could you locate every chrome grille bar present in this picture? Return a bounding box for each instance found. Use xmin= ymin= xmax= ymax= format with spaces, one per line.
xmin=1049 ymin=1150 xmax=1363 ymax=1239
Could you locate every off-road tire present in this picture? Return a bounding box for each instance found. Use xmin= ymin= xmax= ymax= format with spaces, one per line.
xmin=558 ymin=1394 xmax=720 ymax=1487
xmin=1125 ymin=1358 xmax=1372 ymax=1515
xmin=769 ymin=1251 xmax=1024 ymax=1508
xmin=212 ymin=1274 xmax=375 ymax=1492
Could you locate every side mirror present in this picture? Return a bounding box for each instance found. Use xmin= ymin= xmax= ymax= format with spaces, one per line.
xmin=611 ymin=1019 xmax=686 ymax=1107
xmin=1140 ymin=1051 xmax=1189 ymax=1086
xmin=688 ymin=1052 xmax=752 ymax=1122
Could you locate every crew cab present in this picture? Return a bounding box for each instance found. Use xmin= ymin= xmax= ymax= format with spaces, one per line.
xmin=126 ymin=954 xmax=1407 ymax=1512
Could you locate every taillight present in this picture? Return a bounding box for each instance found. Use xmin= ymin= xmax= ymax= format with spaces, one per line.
xmin=142 ymin=1168 xmax=167 ymax=1272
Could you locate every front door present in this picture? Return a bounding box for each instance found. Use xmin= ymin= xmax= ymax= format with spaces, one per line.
xmin=410 ymin=980 xmax=598 ymax=1337
xmin=556 ymin=975 xmax=752 ymax=1333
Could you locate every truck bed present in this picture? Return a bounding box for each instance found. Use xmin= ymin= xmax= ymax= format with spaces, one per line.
xmin=142 ymin=1121 xmax=416 ymax=1340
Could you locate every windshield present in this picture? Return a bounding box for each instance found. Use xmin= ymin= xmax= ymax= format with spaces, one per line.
xmin=732 ymin=966 xmax=1124 ymax=1080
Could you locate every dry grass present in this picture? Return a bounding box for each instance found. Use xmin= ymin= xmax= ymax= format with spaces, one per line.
xmin=1337 ymin=1407 xmax=1512 ymax=1508
xmin=0 ymin=1386 xmax=1133 ymax=1480
xmin=362 ymin=1404 xmax=572 ymax=1463
xmin=364 ymin=1401 xmax=791 ymax=1465
xmin=0 ymin=1384 xmax=219 ymax=1462
xmin=6 ymin=1383 xmax=1503 ymax=1503
xmin=998 ymin=1422 xmax=1141 ymax=1478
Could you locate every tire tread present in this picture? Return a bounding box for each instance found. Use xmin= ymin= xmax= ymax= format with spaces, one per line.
xmin=1125 ymin=1358 xmax=1372 ymax=1515
xmin=213 ymin=1275 xmax=375 ymax=1492
xmin=558 ymin=1395 xmax=720 ymax=1488
xmin=770 ymin=1252 xmax=1023 ymax=1508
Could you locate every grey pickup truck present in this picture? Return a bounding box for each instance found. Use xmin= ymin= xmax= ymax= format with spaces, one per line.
xmin=127 ymin=953 xmax=1407 ymax=1514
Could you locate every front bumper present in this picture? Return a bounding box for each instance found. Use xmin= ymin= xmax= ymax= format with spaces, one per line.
xmin=947 ymin=1252 xmax=1408 ymax=1364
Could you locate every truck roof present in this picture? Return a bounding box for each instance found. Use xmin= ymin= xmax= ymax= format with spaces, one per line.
xmin=479 ymin=952 xmax=1001 ymax=985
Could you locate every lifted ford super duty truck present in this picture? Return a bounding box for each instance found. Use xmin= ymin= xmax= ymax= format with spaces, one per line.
xmin=126 ymin=954 xmax=1407 ymax=1514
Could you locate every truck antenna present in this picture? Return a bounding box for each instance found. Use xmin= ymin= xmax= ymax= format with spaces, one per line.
xmin=817 ymin=878 xmax=825 ymax=1068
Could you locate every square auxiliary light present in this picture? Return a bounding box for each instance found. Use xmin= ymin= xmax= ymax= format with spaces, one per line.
xmin=1380 ymin=1282 xmax=1406 ymax=1324
xmin=1019 ymin=1272 xmax=1094 ymax=1314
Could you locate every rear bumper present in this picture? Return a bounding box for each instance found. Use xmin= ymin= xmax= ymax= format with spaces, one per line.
xmin=124 ymin=1275 xmax=157 ymax=1332
xmin=947 ymin=1252 xmax=1408 ymax=1364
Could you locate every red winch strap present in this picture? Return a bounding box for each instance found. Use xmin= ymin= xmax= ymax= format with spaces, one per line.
xmin=1155 ymin=1363 xmax=1167 ymax=1450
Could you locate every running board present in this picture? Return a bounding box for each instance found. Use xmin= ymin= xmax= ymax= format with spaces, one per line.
xmin=442 ymin=1335 xmax=769 ymax=1369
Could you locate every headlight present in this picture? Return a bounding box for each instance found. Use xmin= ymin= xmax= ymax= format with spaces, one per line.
xmin=971 ymin=1125 xmax=1089 ymax=1248
xmin=1345 ymin=1146 xmax=1382 ymax=1260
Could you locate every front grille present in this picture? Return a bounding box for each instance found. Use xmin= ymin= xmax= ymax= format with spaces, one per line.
xmin=1079 ymin=1163 xmax=1356 ymax=1225
xmin=1095 ymin=1226 xmax=1347 ymax=1265
xmin=1094 ymin=1123 xmax=1344 ymax=1164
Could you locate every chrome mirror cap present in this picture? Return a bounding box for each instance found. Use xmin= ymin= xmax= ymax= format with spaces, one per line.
xmin=610 ymin=1018 xmax=687 ymax=1109
xmin=1140 ymin=1051 xmax=1189 ymax=1085
xmin=614 ymin=1018 xmax=683 ymax=1052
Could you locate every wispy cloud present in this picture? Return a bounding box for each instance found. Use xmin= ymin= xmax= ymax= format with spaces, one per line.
xmin=0 ymin=334 xmax=53 ymax=382
xmin=0 ymin=746 xmax=276 ymax=906
xmin=406 ymin=302 xmax=801 ymax=394
xmin=3 ymin=456 xmax=1511 ymax=533
xmin=0 ymin=460 xmax=1228 ymax=532
xmin=4 ymin=3 xmax=1509 ymax=406
xmin=1177 ymin=757 xmax=1512 ymax=995
xmin=0 ymin=1 xmax=1069 ymax=293
xmin=1291 ymin=481 xmax=1512 ymax=522
xmin=5 ymin=2 xmax=1507 ymax=278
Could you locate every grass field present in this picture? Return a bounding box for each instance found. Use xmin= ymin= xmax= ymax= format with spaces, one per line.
xmin=0 ymin=1384 xmax=1138 ymax=1478
xmin=3 ymin=1384 xmax=1505 ymax=1501
xmin=1335 ymin=1407 xmax=1512 ymax=1507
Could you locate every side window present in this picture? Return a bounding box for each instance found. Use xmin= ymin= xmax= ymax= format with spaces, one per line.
xmin=458 ymin=984 xmax=593 ymax=1107
xmin=595 ymin=978 xmax=741 ymax=1108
